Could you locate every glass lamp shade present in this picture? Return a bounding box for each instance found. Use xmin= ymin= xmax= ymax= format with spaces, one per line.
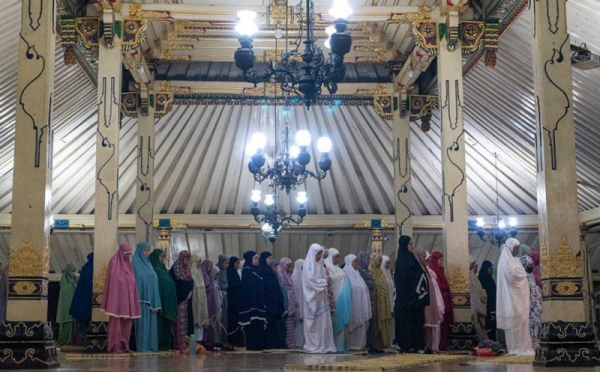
xmin=264 ymin=194 xmax=275 ymax=206
xmin=251 ymin=190 xmax=261 ymax=202
xmin=329 ymin=0 xmax=353 ymax=20
xmin=251 ymin=132 xmax=267 ymax=150
xmin=324 ymin=26 xmax=335 ymax=49
xmin=296 ymin=191 xmax=308 ymax=204
xmin=508 ymin=217 xmax=518 ymax=227
xmin=317 ymin=137 xmax=332 ymax=153
xmin=235 ymin=10 xmax=259 ymax=36
xmin=324 ymin=38 xmax=331 ymax=49
xmin=262 ymin=223 xmax=272 ymax=232
xmin=476 ymin=217 xmax=484 ymax=227
xmin=498 ymin=220 xmax=506 ymax=229
xmin=295 ymin=130 xmax=311 ymax=147
xmin=246 ymin=142 xmax=257 ymax=156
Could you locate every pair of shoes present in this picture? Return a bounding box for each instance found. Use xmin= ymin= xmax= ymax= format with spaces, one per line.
xmin=368 ymin=348 xmax=385 ymax=354
xmin=424 ymin=349 xmax=432 ymax=354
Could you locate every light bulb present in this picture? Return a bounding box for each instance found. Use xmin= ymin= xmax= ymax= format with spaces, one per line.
xmin=290 ymin=145 xmax=300 ymax=158
xmin=317 ymin=137 xmax=332 ymax=153
xmin=409 ymin=70 xmax=414 ymax=78
xmin=509 ymin=217 xmax=518 ymax=227
xmin=251 ymin=132 xmax=267 ymax=150
xmin=297 ymin=191 xmax=308 ymax=204
xmin=262 ymin=223 xmax=272 ymax=232
xmin=275 ymin=24 xmax=283 ymax=39
xmin=251 ymin=190 xmax=261 ymax=202
xmin=476 ymin=218 xmax=484 ymax=227
xmin=329 ymin=0 xmax=353 ymax=19
xmin=295 ymin=130 xmax=311 ymax=147
xmin=325 ymin=25 xmax=336 ymax=36
xmin=264 ymin=194 xmax=275 ymax=206
xmin=324 ymin=38 xmax=331 ymax=49
xmin=498 ymin=219 xmax=506 ymax=229
xmin=235 ymin=10 xmax=258 ymax=37
xmin=50 ymin=215 xmax=55 ymax=225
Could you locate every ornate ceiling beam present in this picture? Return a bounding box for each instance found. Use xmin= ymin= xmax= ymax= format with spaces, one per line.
xmin=129 ymin=4 xmax=424 ymax=22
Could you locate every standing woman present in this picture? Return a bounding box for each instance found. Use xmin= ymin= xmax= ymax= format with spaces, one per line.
xmin=277 ymin=258 xmax=298 ymax=349
xmin=302 ymin=244 xmax=336 ymax=353
xmin=325 ymin=248 xmax=352 ymax=353
xmin=56 ymin=263 xmax=78 ymax=347
xmin=149 ymin=249 xmax=178 ymax=351
xmin=257 ymin=252 xmax=284 ymax=349
xmin=343 ymin=255 xmax=372 ymax=351
xmin=520 ymin=255 xmax=542 ymax=350
xmin=369 ymin=254 xmax=392 ymax=350
xmin=428 ymin=251 xmax=453 ymax=351
xmin=132 ymin=242 xmax=162 ymax=352
xmin=170 ymin=251 xmax=195 ymax=351
xmin=189 ymin=256 xmax=209 ymax=344
xmin=216 ymin=255 xmax=230 ymax=345
xmin=200 ymin=260 xmax=217 ymax=347
xmin=395 ymin=236 xmax=429 ymax=353
xmin=418 ymin=250 xmax=444 ymax=353
xmin=381 ymin=256 xmax=395 ymax=345
xmin=210 ymin=267 xmax=225 ymax=346
xmin=478 ymin=261 xmax=497 ymax=340
xmin=226 ymin=256 xmax=244 ymax=347
xmin=271 ymin=259 xmax=288 ymax=349
xmin=291 ymin=259 xmax=305 ymax=349
xmin=357 ymin=251 xmax=378 ymax=352
xmin=70 ymin=253 xmax=93 ymax=342
xmin=102 ymin=243 xmax=141 ymax=354
xmin=497 ymin=238 xmax=534 ymax=355
xmin=239 ymin=251 xmax=267 ymax=351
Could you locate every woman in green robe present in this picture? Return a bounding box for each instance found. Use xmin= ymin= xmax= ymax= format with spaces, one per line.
xmin=149 ymin=249 xmax=178 ymax=350
xmin=56 ymin=263 xmax=78 ymax=347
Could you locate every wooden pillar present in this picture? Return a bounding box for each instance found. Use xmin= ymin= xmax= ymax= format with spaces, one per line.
xmin=437 ymin=9 xmax=473 ymax=350
xmin=0 ymin=0 xmax=60 ymax=368
xmin=531 ymin=0 xmax=599 ymax=365
xmin=135 ymin=90 xmax=155 ymax=244
xmin=87 ymin=7 xmax=122 ymax=353
xmin=393 ymin=90 xmax=413 ymax=242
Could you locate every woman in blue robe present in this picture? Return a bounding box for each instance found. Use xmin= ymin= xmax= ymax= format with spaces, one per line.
xmin=132 ymin=242 xmax=162 ymax=352
xmin=70 ymin=252 xmax=94 ymax=342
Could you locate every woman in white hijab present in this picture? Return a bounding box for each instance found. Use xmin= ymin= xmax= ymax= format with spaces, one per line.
xmin=496 ymin=238 xmax=534 ymax=355
xmin=302 ymin=244 xmax=336 ymax=353
xmin=190 ymin=255 xmax=210 ymax=342
xmin=343 ymin=254 xmax=372 ymax=351
xmin=381 ymin=255 xmax=395 ymax=345
xmin=325 ymin=248 xmax=352 ymax=352
xmin=291 ymin=259 xmax=305 ymax=349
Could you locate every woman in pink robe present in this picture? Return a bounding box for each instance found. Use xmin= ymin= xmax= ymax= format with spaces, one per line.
xmin=101 ymin=243 xmax=141 ymax=353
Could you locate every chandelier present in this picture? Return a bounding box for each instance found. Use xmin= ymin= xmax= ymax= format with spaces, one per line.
xmin=246 ymin=106 xmax=332 ymax=194
xmin=474 ymin=153 xmax=518 ymax=247
xmin=233 ymin=0 xmax=354 ymax=109
xmin=251 ymin=187 xmax=307 ymax=242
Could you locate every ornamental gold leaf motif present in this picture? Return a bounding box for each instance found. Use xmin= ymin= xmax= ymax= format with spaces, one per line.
xmin=540 ymin=235 xmax=581 ymax=279
xmin=93 ymin=265 xmax=108 ymax=294
xmin=449 ymin=267 xmax=469 ymax=294
xmin=9 ymin=239 xmax=49 ymax=277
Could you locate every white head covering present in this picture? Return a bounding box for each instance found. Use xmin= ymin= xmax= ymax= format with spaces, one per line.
xmin=324 ymin=248 xmax=347 ymax=297
xmin=343 ymin=254 xmax=372 ymax=330
xmin=496 ymin=238 xmax=530 ymax=330
xmin=381 ymin=255 xmax=395 ymax=312
xmin=291 ymin=259 xmax=305 ymax=319
xmin=302 ymin=244 xmax=328 ymax=320
xmin=237 ymin=260 xmax=245 ymax=279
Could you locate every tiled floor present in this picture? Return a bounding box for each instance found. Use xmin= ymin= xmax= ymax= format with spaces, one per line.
xmin=15 ymin=352 xmax=600 ymax=371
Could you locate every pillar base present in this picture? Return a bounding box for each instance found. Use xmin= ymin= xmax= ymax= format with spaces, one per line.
xmin=534 ymin=321 xmax=600 ymax=367
xmin=83 ymin=321 xmax=108 ymax=353
xmin=0 ymin=321 xmax=59 ymax=369
xmin=447 ymin=322 xmax=477 ymax=351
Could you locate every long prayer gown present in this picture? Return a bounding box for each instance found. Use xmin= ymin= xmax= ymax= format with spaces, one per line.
xmin=497 ymin=239 xmax=534 ymax=356
xmin=170 ymin=252 xmax=195 ymax=351
xmin=257 ymin=253 xmax=284 ymax=350
xmin=149 ymin=249 xmax=178 ymax=351
xmin=226 ymin=256 xmax=244 ymax=347
xmin=70 ymin=253 xmax=93 ymax=340
xmin=291 ymin=259 xmax=305 ymax=349
xmin=343 ymin=255 xmax=372 ymax=351
xmin=56 ymin=264 xmax=77 ymax=347
xmin=302 ymin=244 xmax=336 ymax=354
xmin=357 ymin=252 xmax=376 ymax=349
xmin=370 ymin=258 xmax=391 ymax=350
xmin=325 ymin=249 xmax=352 ymax=353
xmin=478 ymin=261 xmax=497 ymax=341
xmin=239 ymin=251 xmax=267 ymax=351
xmin=132 ymin=242 xmax=162 ymax=352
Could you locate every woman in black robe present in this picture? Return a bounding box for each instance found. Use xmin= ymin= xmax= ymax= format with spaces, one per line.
xmin=169 ymin=250 xmax=195 ymax=350
xmin=394 ymin=235 xmax=430 ymax=353
xmin=239 ymin=251 xmax=267 ymax=350
xmin=257 ymin=252 xmax=285 ymax=349
xmin=478 ymin=260 xmax=497 ymax=341
xmin=227 ymin=256 xmax=244 ymax=347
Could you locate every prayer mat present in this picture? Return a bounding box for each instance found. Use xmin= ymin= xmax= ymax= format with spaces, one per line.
xmin=58 ymin=346 xmax=84 ymax=353
xmin=285 ymin=353 xmax=467 ymax=370
xmin=474 ymin=355 xmax=534 ymax=364
xmin=65 ymin=351 xmax=177 ymax=359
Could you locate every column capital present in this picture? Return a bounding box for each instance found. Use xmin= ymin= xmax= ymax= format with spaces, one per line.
xmin=409 ymin=94 xmax=438 ymax=132
xmin=121 ymin=91 xmax=174 ymax=119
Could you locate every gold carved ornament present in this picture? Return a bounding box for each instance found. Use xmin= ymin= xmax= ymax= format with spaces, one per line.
xmin=389 ymin=6 xmax=432 ymax=23
xmin=154 ymin=92 xmax=175 ymax=118
xmin=449 ymin=267 xmax=469 ymax=294
xmin=159 ymin=81 xmax=192 ymax=93
xmin=243 ymin=83 xmax=278 ymax=97
xmin=9 ymin=239 xmax=49 ymax=277
xmin=554 ymin=281 xmax=580 ymax=296
xmin=356 ymin=83 xmax=387 ymax=96
xmin=412 ymin=20 xmax=439 ymax=56
xmin=129 ymin=4 xmax=172 ymax=21
xmin=373 ymin=94 xmax=393 ymax=120
xmin=540 ymin=235 xmax=582 ymax=279
xmin=92 ymin=265 xmax=108 ymax=294
xmin=12 ymin=281 xmax=38 ymax=296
